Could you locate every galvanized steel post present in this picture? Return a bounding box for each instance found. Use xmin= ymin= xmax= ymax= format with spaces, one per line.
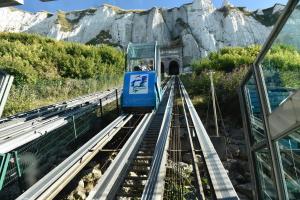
xmin=99 ymin=99 xmax=103 ymax=117
xmin=115 ymin=89 xmax=120 ymax=114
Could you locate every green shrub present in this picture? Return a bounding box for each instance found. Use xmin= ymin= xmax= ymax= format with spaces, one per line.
xmin=192 ymin=45 xmax=260 ymax=74
xmin=185 ymin=44 xmax=300 ymax=125
xmin=0 ymin=32 xmax=125 ymax=116
xmin=0 ymin=32 xmax=125 ymax=85
xmin=192 ymin=44 xmax=300 ymax=73
xmin=181 ymin=67 xmax=248 ymax=102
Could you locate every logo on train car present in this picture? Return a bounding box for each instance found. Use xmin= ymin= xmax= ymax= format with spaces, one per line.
xmin=129 ymin=74 xmax=149 ymax=94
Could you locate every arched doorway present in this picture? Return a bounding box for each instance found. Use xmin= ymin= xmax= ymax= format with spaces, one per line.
xmin=169 ymin=60 xmax=179 ymax=75
xmin=161 ymin=62 xmax=165 ymax=74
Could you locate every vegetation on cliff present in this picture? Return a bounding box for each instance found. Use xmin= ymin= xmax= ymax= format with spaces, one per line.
xmin=182 ymin=44 xmax=300 ymax=123
xmin=0 ymin=32 xmax=124 ymax=116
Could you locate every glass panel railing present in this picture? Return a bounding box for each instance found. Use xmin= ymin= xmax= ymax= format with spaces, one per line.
xmin=278 ymin=128 xmax=300 ymax=200
xmin=244 ymin=74 xmax=266 ymax=144
xmin=255 ymin=148 xmax=278 ymax=200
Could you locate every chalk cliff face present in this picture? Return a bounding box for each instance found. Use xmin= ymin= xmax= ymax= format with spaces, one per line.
xmin=0 ymin=0 xmax=284 ymax=65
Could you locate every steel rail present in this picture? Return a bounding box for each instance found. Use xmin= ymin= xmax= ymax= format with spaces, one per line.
xmin=0 ymin=90 xmax=119 ymax=153
xmin=86 ymin=112 xmax=155 ymax=200
xmin=180 ymin=80 xmax=239 ymax=200
xmin=87 ymin=78 xmax=173 ymax=200
xmin=0 ymin=91 xmax=115 ymax=138
xmin=0 ymin=89 xmax=116 ymax=131
xmin=141 ymin=79 xmax=174 ymax=200
xmin=0 ymin=88 xmax=120 ymax=126
xmin=0 ymin=90 xmax=117 ymax=136
xmin=16 ymin=114 xmax=131 ymax=200
xmin=17 ymin=78 xmax=170 ymax=199
xmin=178 ymin=79 xmax=205 ymax=199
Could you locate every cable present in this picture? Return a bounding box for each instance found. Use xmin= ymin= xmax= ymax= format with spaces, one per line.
xmin=215 ymin=92 xmax=233 ymax=159
xmin=288 ymin=139 xmax=300 ymax=184
xmin=100 ymin=114 xmax=143 ymax=172
xmin=205 ymin=92 xmax=211 ymax=130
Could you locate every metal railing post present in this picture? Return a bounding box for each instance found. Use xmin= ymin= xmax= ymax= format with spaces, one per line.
xmin=72 ymin=116 xmax=77 ymax=139
xmin=0 ymin=153 xmax=11 ymax=190
xmin=115 ymin=89 xmax=120 ymax=114
xmin=238 ymin=85 xmax=259 ymax=200
xmin=13 ymin=151 xmax=22 ymax=178
xmin=253 ymin=64 xmax=286 ymax=200
xmin=210 ymin=71 xmax=219 ymax=136
xmin=99 ymin=99 xmax=103 ymax=117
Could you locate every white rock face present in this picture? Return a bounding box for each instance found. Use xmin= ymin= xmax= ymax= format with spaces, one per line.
xmin=0 ymin=0 xmax=281 ymax=64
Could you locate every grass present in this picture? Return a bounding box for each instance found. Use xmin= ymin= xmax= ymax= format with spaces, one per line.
xmin=0 ymin=33 xmax=125 ymax=116
xmin=3 ymin=75 xmax=123 ymax=117
xmin=103 ymin=4 xmax=146 ymax=15
xmin=57 ymin=11 xmax=74 ymax=32
xmin=56 ymin=9 xmax=100 ymax=32
xmin=87 ymin=30 xmax=115 ymax=46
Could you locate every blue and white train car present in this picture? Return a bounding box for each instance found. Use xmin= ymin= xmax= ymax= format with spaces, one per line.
xmin=121 ymin=42 xmax=161 ymax=113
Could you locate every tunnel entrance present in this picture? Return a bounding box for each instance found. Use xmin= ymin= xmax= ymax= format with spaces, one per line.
xmin=168 ymin=61 xmax=179 ymax=75
xmin=161 ymin=62 xmax=165 ymax=74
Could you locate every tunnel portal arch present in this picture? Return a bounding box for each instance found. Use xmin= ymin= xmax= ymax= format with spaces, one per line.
xmin=168 ymin=60 xmax=180 ymax=75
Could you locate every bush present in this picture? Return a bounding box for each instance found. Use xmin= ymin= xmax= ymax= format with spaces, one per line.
xmin=0 ymin=32 xmax=125 ymax=85
xmin=191 ymin=44 xmax=300 ymax=89
xmin=181 ymin=67 xmax=248 ymax=102
xmin=192 ymin=45 xmax=260 ymax=74
xmin=0 ymin=32 xmax=125 ymax=116
xmin=184 ymin=44 xmax=300 ymax=125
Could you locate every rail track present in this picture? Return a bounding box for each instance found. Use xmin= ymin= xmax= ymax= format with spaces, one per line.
xmin=16 ymin=77 xmax=239 ymax=200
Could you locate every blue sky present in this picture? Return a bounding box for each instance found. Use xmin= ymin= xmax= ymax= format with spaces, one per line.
xmin=18 ymin=0 xmax=287 ymax=13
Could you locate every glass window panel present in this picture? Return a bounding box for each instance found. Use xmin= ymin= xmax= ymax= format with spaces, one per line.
xmin=278 ymin=128 xmax=300 ymax=200
xmin=126 ymin=43 xmax=158 ymax=72
xmin=255 ymin=148 xmax=278 ymax=200
xmin=244 ymin=74 xmax=266 ymax=144
xmin=261 ymin=3 xmax=300 ymax=111
xmin=128 ymin=58 xmax=154 ymax=72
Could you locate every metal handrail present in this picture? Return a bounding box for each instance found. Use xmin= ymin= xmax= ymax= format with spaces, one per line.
xmin=0 ymin=72 xmax=14 ymax=118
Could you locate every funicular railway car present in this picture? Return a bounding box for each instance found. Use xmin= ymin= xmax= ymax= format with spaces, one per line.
xmin=121 ymin=42 xmax=161 ymax=113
